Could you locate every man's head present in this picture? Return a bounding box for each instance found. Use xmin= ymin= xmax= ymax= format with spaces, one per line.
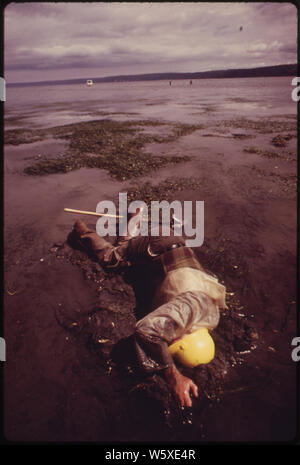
xmin=168 ymin=328 xmax=215 ymax=368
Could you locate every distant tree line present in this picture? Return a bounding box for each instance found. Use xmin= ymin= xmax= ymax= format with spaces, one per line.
xmin=8 ymin=63 xmax=297 ymax=87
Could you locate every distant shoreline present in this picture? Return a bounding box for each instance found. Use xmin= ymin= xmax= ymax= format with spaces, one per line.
xmin=7 ymin=63 xmax=297 ymax=87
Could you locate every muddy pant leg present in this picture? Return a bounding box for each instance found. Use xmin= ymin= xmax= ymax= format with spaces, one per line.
xmin=96 ymin=242 xmax=130 ymax=269
xmin=134 ymin=290 xmax=219 ymax=373
xmin=72 ymin=220 xmax=129 ymax=268
xmin=79 ymin=232 xmax=128 ymax=268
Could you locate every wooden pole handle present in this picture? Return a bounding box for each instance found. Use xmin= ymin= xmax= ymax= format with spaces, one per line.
xmin=64 ymin=208 xmax=123 ymax=218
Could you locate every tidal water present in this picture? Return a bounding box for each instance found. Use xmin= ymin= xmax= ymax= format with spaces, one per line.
xmin=5 ymin=76 xmax=297 ymax=130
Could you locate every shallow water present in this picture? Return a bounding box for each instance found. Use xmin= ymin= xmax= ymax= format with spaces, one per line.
xmin=5 ymin=76 xmax=296 ymax=128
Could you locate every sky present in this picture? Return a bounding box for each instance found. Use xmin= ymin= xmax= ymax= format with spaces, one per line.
xmin=4 ymin=1 xmax=298 ymax=83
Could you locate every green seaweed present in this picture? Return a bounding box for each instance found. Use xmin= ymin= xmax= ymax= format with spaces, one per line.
xmin=215 ymin=118 xmax=297 ymax=134
xmin=243 ymin=146 xmax=294 ymax=160
xmin=19 ymin=119 xmax=200 ymax=179
xmin=127 ymin=177 xmax=204 ymax=205
xmin=271 ymin=134 xmax=294 ymax=147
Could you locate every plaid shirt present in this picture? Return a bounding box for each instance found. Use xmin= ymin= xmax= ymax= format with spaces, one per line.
xmin=150 ymin=246 xmax=227 ymax=311
xmin=158 ymin=246 xmax=204 ymax=274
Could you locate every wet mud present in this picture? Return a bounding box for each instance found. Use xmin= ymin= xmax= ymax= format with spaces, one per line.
xmin=4 ymin=111 xmax=297 ymax=442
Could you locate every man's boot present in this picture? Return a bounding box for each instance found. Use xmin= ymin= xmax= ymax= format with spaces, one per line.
xmin=71 ymin=220 xmax=119 ymax=266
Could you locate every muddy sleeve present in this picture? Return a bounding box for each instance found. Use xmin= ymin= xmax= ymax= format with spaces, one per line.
xmin=94 ymin=235 xmax=153 ymax=269
xmin=134 ymin=290 xmax=219 ymax=372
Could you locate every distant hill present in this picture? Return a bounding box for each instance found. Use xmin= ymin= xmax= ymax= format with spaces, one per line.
xmin=8 ymin=63 xmax=297 ymax=87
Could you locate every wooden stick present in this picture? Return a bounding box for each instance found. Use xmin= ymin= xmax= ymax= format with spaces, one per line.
xmin=64 ymin=208 xmax=123 ymax=218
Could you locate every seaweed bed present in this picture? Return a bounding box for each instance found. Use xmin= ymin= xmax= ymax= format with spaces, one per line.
xmin=243 ymin=146 xmax=294 ymax=160
xmin=127 ymin=177 xmax=204 ymax=205
xmin=271 ymin=134 xmax=295 ymax=147
xmin=5 ymin=119 xmax=201 ymax=180
xmin=214 ymin=118 xmax=297 ymax=134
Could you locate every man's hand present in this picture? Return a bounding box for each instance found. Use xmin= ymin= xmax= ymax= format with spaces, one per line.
xmin=164 ymin=364 xmax=198 ymax=407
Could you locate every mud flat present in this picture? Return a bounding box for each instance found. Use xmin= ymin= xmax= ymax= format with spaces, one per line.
xmin=4 ymin=90 xmax=297 ymax=442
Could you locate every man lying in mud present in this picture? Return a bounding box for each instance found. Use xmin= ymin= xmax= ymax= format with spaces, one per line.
xmin=70 ymin=209 xmax=227 ymax=408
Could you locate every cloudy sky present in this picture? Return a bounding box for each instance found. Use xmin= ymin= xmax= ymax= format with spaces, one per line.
xmin=4 ymin=2 xmax=298 ymax=83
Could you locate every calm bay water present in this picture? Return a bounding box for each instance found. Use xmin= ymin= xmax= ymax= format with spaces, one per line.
xmin=5 ymin=76 xmax=297 ymax=129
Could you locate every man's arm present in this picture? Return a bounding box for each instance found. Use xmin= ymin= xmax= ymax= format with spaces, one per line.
xmin=164 ymin=364 xmax=198 ymax=407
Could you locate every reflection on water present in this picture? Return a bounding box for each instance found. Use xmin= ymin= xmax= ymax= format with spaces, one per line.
xmin=222 ymin=101 xmax=266 ymax=111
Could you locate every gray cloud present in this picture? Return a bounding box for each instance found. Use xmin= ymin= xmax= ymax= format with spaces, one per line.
xmin=4 ymin=2 xmax=297 ymax=83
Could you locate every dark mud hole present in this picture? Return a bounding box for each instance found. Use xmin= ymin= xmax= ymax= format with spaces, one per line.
xmin=4 ymin=238 xmax=259 ymax=442
xmin=5 ymin=232 xmax=296 ymax=442
xmin=4 ymin=116 xmax=297 ymax=442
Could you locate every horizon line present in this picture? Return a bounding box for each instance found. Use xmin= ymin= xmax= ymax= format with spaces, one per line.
xmin=6 ymin=62 xmax=297 ymax=87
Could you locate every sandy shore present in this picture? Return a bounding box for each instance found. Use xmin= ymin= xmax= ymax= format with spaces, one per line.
xmin=4 ymin=103 xmax=297 ymax=442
